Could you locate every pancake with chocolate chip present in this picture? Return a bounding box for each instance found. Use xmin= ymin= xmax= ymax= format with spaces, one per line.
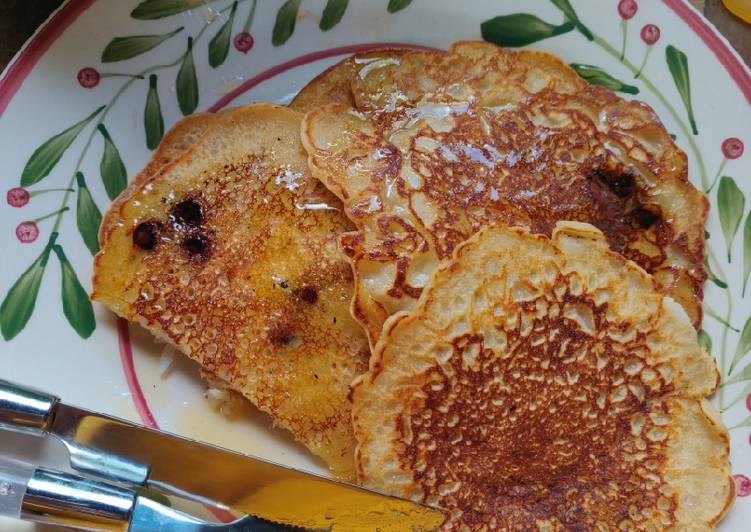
xmin=351 ymin=222 xmax=732 ymax=530
xmin=98 ymin=112 xmax=216 ymax=245
xmin=301 ymin=41 xmax=708 ymax=346
xmin=93 ymin=104 xmax=368 ymax=478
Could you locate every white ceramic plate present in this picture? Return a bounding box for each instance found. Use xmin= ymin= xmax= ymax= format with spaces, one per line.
xmin=0 ymin=0 xmax=749 ymax=528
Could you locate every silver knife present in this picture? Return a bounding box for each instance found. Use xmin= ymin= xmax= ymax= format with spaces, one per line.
xmin=0 ymin=379 xmax=444 ymax=531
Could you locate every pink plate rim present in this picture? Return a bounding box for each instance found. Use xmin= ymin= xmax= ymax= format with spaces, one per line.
xmin=0 ymin=0 xmax=749 ymax=119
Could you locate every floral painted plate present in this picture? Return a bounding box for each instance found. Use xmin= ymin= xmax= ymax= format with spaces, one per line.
xmin=0 ymin=0 xmax=749 ymax=528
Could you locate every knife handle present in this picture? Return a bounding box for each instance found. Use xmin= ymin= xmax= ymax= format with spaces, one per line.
xmin=21 ymin=465 xmax=134 ymax=532
xmin=0 ymin=457 xmax=34 ymax=519
xmin=0 ymin=379 xmax=58 ymax=436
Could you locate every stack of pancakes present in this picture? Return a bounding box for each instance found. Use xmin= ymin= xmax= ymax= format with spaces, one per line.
xmin=93 ymin=42 xmax=733 ymax=529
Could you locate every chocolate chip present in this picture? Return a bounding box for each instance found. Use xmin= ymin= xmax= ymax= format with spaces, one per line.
xmin=133 ymin=221 xmax=159 ymax=250
xmin=295 ymin=286 xmax=318 ymax=304
xmin=632 ymin=207 xmax=659 ymax=229
xmin=182 ymin=234 xmax=210 ymax=257
xmin=608 ymin=174 xmax=635 ymax=198
xmin=592 ymin=169 xmax=634 ymax=198
xmin=171 ymin=198 xmax=202 ymax=226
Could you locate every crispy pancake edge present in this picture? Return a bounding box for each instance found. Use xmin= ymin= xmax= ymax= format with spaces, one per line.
xmin=93 ymin=104 xmax=367 ymax=478
xmin=301 ymin=41 xmax=709 ymax=348
xmin=351 ymin=222 xmax=731 ymax=529
xmin=98 ymin=113 xmax=216 ymax=245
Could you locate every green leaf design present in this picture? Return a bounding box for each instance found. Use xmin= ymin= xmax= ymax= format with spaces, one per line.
xmin=53 ymin=245 xmax=95 ymax=339
xmin=132 ymin=0 xmax=214 ymax=19
xmin=570 ymin=64 xmax=639 ymax=94
xmin=387 ymin=0 xmax=412 ymax=13
xmin=549 ymin=0 xmax=592 ymax=40
xmin=97 ymin=124 xmax=127 ymax=201
xmin=726 ymin=359 xmax=751 ymax=386
xmin=144 ymin=74 xmax=165 ymax=150
xmin=704 ymin=303 xmax=740 ymax=332
xmin=726 ymin=380 xmax=751 ymax=410
xmin=208 ymin=1 xmax=237 ymax=68
xmin=272 ymin=0 xmax=302 ymax=46
xmin=0 ymin=235 xmax=55 ymax=340
xmin=320 ymin=0 xmax=348 ymax=30
xmin=76 ymin=172 xmax=102 ymax=256
xmin=102 ymin=27 xmax=184 ymax=63
xmin=665 ymin=45 xmax=698 ymax=135
xmin=481 ymin=14 xmax=574 ymax=48
xmin=717 ymin=176 xmax=745 ymax=262
xmin=20 ymin=106 xmax=104 ymax=187
xmin=730 ymin=316 xmax=751 ymax=373
xmin=698 ymin=329 xmax=712 ymax=353
xmin=704 ymin=256 xmax=727 ymax=289
xmin=730 ymin=414 xmax=751 ymax=430
xmin=743 ymin=212 xmax=751 ymax=296
xmin=177 ymin=38 xmax=199 ymax=115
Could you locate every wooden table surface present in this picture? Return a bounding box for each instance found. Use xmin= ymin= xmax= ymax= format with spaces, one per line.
xmin=0 ymin=0 xmax=748 ymax=71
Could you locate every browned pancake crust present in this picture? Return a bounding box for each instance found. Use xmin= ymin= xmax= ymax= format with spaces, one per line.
xmin=301 ymin=42 xmax=708 ymax=347
xmin=93 ymin=104 xmax=368 ymax=478
xmin=289 ymin=49 xmax=412 ymax=113
xmin=352 ymin=223 xmax=731 ymax=530
xmin=99 ymin=113 xmax=215 ymax=244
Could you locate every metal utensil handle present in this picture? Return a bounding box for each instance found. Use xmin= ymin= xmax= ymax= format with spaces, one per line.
xmin=0 ymin=457 xmax=35 ymax=519
xmin=21 ymin=466 xmax=135 ymax=532
xmin=0 ymin=379 xmax=58 ymax=436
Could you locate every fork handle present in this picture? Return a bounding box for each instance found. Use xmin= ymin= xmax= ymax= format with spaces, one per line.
xmin=0 ymin=379 xmax=58 ymax=436
xmin=22 ymin=466 xmax=134 ymax=532
xmin=0 ymin=457 xmax=134 ymax=532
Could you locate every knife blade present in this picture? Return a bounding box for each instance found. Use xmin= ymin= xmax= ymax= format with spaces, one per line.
xmin=0 ymin=379 xmax=444 ymax=531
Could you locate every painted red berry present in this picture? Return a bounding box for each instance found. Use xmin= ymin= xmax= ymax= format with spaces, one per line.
xmin=15 ymin=221 xmax=39 ymax=243
xmin=722 ymin=137 xmax=744 ymax=159
xmin=618 ymin=0 xmax=638 ymax=20
xmin=734 ymin=474 xmax=751 ymax=497
xmin=7 ymin=187 xmax=29 ymax=208
xmin=640 ymin=24 xmax=661 ymax=45
xmin=233 ymin=32 xmax=254 ymax=53
xmin=77 ymin=67 xmax=100 ymax=88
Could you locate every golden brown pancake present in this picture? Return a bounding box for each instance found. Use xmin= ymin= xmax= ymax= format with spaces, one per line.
xmin=352 ymin=222 xmax=732 ymax=530
xmin=93 ymin=104 xmax=368 ymax=478
xmin=301 ymin=42 xmax=708 ymax=347
xmin=289 ymin=49 xmax=412 ymax=113
xmin=98 ymin=113 xmax=215 ymax=244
